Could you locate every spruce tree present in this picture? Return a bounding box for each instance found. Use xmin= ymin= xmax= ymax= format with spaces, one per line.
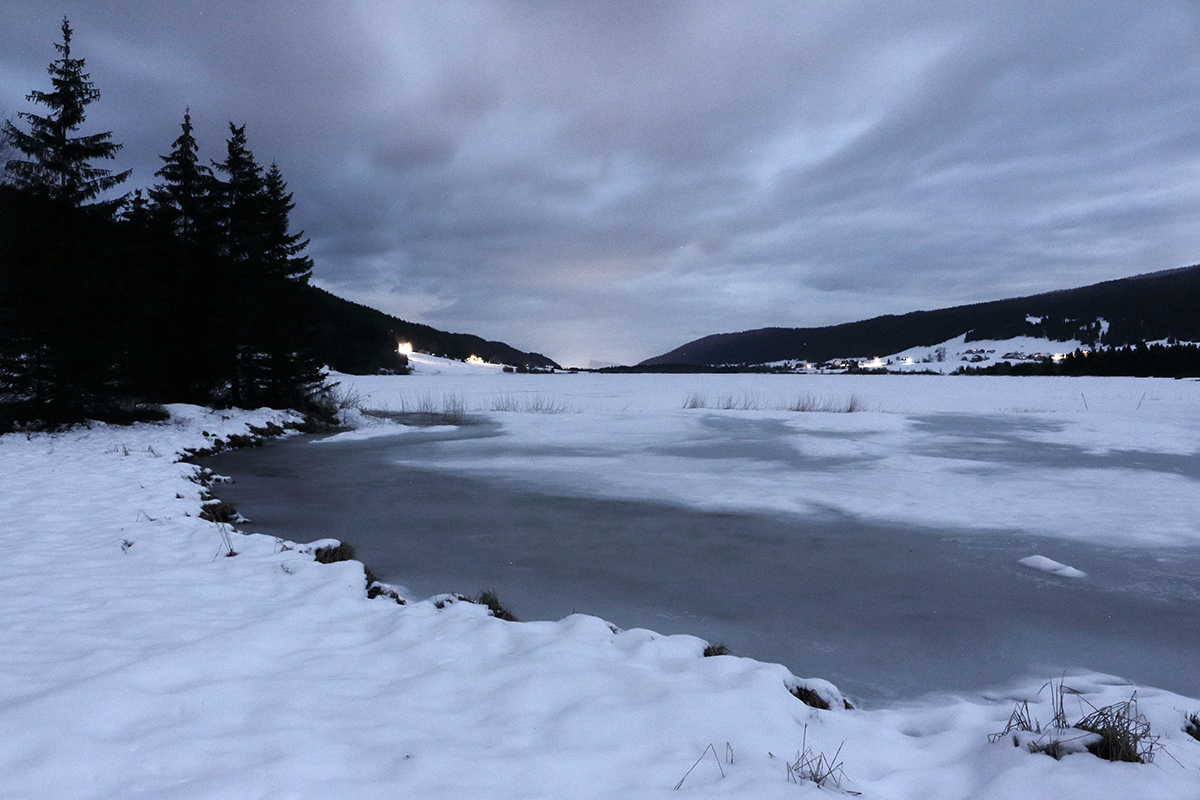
xmin=258 ymin=162 xmax=323 ymax=408
xmin=2 ymin=17 xmax=130 ymax=210
xmin=150 ymin=110 xmax=216 ymax=245
xmin=261 ymin=162 xmax=313 ymax=282
xmin=136 ymin=114 xmax=226 ymax=404
xmin=209 ymin=124 xmax=324 ymax=409
xmin=212 ymin=123 xmax=267 ymax=265
xmin=0 ymin=19 xmax=133 ymax=427
xmin=207 ymin=123 xmax=259 ymax=405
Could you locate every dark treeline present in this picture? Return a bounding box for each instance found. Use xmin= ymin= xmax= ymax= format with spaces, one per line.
xmin=0 ymin=19 xmax=332 ymax=430
xmin=308 ymin=286 xmax=558 ymax=372
xmin=957 ymin=343 xmax=1200 ymax=378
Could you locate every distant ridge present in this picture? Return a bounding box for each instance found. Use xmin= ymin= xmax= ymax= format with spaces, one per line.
xmin=640 ymin=264 xmax=1200 ymax=368
xmin=308 ymin=287 xmax=560 ymax=373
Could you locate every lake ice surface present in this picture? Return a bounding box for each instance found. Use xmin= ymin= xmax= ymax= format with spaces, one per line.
xmin=212 ymin=391 xmax=1200 ymax=702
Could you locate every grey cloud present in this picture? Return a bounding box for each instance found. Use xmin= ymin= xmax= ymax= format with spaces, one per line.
xmin=4 ymin=0 xmax=1200 ymax=365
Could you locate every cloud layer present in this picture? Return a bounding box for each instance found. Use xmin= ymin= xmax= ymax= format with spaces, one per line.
xmin=5 ymin=1 xmax=1199 ymax=365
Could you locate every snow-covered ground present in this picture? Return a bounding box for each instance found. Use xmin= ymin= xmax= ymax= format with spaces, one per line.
xmin=4 ymin=358 xmax=1200 ymax=798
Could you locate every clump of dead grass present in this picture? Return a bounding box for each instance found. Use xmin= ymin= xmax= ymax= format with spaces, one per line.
xmin=788 ymin=392 xmax=862 ymax=413
xmin=199 ymin=499 xmax=239 ymax=524
xmin=786 ymin=725 xmax=849 ymax=791
xmin=312 ymin=541 xmax=357 ymax=564
xmin=991 ymin=679 xmax=1160 ymax=763
xmin=1184 ymin=712 xmax=1200 ymax=742
xmin=489 ymin=394 xmax=574 ymax=414
xmin=790 ymin=685 xmax=831 ymax=710
xmin=682 ymin=391 xmax=864 ymax=413
xmin=474 ymin=589 xmax=519 ymax=621
xmin=373 ymin=393 xmax=475 ymax=426
xmin=682 ymin=392 xmax=766 ymax=410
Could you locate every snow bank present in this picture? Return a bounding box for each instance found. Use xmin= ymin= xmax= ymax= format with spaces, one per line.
xmin=3 ymin=395 xmax=1199 ymax=798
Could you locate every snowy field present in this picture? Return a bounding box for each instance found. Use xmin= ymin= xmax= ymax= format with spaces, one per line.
xmin=3 ymin=356 xmax=1200 ymax=798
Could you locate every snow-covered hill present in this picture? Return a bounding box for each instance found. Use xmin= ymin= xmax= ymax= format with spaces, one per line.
xmin=641 ymin=264 xmax=1200 ymax=368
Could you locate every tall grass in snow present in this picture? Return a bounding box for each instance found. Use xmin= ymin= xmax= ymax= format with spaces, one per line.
xmin=489 ymin=394 xmax=575 ymax=414
xmin=376 ymin=393 xmax=471 ymax=425
xmin=788 ymin=392 xmax=862 ymax=413
xmin=683 ymin=392 xmax=863 ymax=413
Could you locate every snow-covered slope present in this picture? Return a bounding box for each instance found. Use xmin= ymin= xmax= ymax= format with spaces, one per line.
xmin=880 ymin=333 xmax=1090 ymax=373
xmin=406 ymin=351 xmax=509 ymax=374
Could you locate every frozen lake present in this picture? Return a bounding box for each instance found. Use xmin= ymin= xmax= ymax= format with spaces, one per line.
xmin=211 ymin=368 xmax=1200 ymax=703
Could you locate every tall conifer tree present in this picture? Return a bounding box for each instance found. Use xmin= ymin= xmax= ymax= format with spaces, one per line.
xmin=209 ymin=124 xmax=323 ymax=408
xmin=257 ymin=162 xmax=323 ymax=406
xmin=2 ymin=17 xmax=130 ymax=210
xmin=261 ymin=162 xmax=313 ymax=283
xmin=212 ymin=123 xmax=266 ymax=265
xmin=1 ymin=19 xmax=132 ymax=426
xmin=150 ymin=110 xmax=215 ymax=245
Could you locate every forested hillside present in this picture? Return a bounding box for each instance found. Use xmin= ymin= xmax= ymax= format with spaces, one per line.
xmin=310 ymin=287 xmax=558 ymax=374
xmin=642 ymin=264 xmax=1200 ymax=368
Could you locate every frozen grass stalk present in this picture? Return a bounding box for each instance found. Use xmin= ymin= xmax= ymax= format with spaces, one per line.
xmin=673 ymin=743 xmax=724 ymax=790
xmin=786 ymin=724 xmax=847 ymax=789
xmin=214 ymin=522 xmax=236 ymax=558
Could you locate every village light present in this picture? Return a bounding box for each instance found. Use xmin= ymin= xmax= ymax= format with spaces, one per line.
xmin=466 ymin=355 xmax=484 ymax=364
xmin=398 ymin=342 xmax=413 ymax=355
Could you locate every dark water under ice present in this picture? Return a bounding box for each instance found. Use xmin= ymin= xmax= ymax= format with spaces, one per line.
xmin=209 ymin=420 xmax=1200 ymax=704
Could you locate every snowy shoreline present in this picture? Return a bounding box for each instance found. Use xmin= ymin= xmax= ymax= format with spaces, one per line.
xmin=3 ymin=390 xmax=1200 ymax=798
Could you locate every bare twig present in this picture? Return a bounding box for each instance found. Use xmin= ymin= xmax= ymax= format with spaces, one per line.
xmin=674 ymin=743 xmax=724 ymax=790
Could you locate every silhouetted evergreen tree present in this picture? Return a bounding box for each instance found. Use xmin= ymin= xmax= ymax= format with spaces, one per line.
xmin=0 ymin=19 xmax=135 ymax=426
xmin=0 ymin=119 xmax=14 ymax=187
xmin=2 ymin=17 xmax=129 ymax=211
xmin=1 ymin=19 xmax=388 ymax=430
xmin=212 ymin=123 xmax=266 ymax=266
xmin=208 ymin=123 xmax=262 ymax=406
xmin=209 ymin=124 xmax=323 ymax=408
xmin=254 ymin=162 xmax=324 ymax=407
xmin=149 ymin=110 xmax=217 ymax=247
xmin=261 ymin=163 xmax=312 ymax=282
xmin=136 ymin=111 xmax=228 ymax=404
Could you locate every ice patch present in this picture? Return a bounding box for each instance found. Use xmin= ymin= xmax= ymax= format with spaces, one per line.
xmin=315 ymin=419 xmax=454 ymax=443
xmin=1019 ymin=555 xmax=1087 ymax=578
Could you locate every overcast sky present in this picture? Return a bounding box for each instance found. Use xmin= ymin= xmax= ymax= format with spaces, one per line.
xmin=4 ymin=2 xmax=1199 ymax=366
